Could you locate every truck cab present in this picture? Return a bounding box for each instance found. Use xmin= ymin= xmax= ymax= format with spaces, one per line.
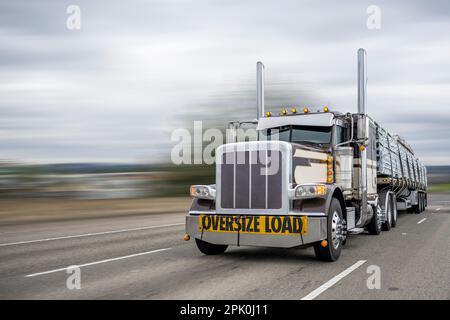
xmin=186 ymin=109 xmax=355 ymax=261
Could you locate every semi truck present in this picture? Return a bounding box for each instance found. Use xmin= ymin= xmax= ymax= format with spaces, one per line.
xmin=184 ymin=49 xmax=427 ymax=261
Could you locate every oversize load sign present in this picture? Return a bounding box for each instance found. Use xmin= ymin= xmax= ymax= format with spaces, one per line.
xmin=199 ymin=215 xmax=308 ymax=236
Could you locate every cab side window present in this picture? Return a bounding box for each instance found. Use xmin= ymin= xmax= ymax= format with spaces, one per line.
xmin=335 ymin=125 xmax=346 ymax=144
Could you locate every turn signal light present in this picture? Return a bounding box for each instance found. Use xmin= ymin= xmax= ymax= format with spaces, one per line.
xmin=359 ymin=145 xmax=366 ymax=151
xmin=320 ymin=240 xmax=328 ymax=247
xmin=183 ymin=234 xmax=190 ymax=241
xmin=326 ymin=156 xmax=334 ymax=183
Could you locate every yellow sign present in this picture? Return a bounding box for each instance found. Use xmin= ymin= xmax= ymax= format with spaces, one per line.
xmin=199 ymin=215 xmax=308 ymax=236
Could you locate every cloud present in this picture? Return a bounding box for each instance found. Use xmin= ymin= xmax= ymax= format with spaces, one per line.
xmin=0 ymin=0 xmax=449 ymax=165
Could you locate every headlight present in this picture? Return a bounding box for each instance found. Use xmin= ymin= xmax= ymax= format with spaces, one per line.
xmin=292 ymin=184 xmax=326 ymax=199
xmin=190 ymin=185 xmax=216 ymax=200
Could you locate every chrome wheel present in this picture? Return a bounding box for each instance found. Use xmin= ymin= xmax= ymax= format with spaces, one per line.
xmin=387 ymin=204 xmax=392 ymax=226
xmin=331 ymin=211 xmax=344 ymax=249
xmin=393 ymin=200 xmax=397 ymax=221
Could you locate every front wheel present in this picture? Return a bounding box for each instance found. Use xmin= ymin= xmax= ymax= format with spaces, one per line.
xmin=314 ymin=198 xmax=344 ymax=262
xmin=195 ymin=238 xmax=228 ymax=255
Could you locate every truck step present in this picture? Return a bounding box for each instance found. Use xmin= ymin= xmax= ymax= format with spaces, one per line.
xmin=348 ymin=227 xmax=365 ymax=235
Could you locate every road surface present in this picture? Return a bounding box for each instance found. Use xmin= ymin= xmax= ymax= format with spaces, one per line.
xmin=0 ymin=193 xmax=448 ymax=299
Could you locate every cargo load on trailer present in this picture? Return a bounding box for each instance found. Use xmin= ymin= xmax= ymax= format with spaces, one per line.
xmin=184 ymin=49 xmax=427 ymax=261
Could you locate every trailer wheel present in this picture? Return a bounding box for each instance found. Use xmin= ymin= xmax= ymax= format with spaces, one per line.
xmin=391 ymin=194 xmax=398 ymax=228
xmin=313 ymin=198 xmax=343 ymax=262
xmin=195 ymin=238 xmax=228 ymax=255
xmin=413 ymin=194 xmax=421 ymax=214
xmin=418 ymin=193 xmax=422 ymax=213
xmin=367 ymin=204 xmax=382 ymax=235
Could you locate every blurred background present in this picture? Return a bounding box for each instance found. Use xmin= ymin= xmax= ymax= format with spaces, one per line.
xmin=0 ymin=1 xmax=449 ymax=221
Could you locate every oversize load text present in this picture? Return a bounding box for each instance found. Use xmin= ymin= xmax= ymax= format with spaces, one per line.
xmin=199 ymin=215 xmax=308 ymax=235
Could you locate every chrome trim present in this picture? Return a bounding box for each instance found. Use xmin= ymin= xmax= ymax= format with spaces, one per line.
xmin=248 ymin=149 xmax=252 ymax=208
xmin=188 ymin=211 xmax=327 ymax=217
xmin=233 ymin=151 xmax=236 ymax=207
xmin=185 ymin=214 xmax=328 ymax=247
xmin=216 ymin=141 xmax=292 ymax=215
xmin=265 ymin=149 xmax=268 ymax=209
xmin=189 ymin=210 xmax=216 ymax=215
xmin=357 ymin=48 xmax=367 ymax=115
xmin=331 ymin=210 xmax=342 ymax=249
xmin=256 ymin=61 xmax=265 ymax=120
xmin=257 ymin=113 xmax=334 ymax=130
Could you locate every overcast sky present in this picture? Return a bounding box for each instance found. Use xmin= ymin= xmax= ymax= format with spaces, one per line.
xmin=1 ymin=0 xmax=449 ymax=165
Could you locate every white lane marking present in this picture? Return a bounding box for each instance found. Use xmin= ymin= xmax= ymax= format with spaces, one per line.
xmin=0 ymin=223 xmax=184 ymax=247
xmin=402 ymin=233 xmax=407 ymax=235
xmin=301 ymin=260 xmax=367 ymax=300
xmin=436 ymin=208 xmax=441 ymax=211
xmin=25 ymin=247 xmax=171 ymax=277
xmin=417 ymin=218 xmax=427 ymax=224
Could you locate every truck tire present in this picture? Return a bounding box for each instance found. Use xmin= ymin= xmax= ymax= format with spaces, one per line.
xmin=195 ymin=238 xmax=228 ymax=255
xmin=391 ymin=195 xmax=398 ymax=228
xmin=419 ymin=193 xmax=424 ymax=213
xmin=367 ymin=204 xmax=382 ymax=235
xmin=313 ymin=198 xmax=343 ymax=262
xmin=382 ymin=198 xmax=392 ymax=231
xmin=413 ymin=194 xmax=421 ymax=214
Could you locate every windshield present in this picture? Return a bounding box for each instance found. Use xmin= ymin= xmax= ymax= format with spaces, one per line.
xmin=266 ymin=125 xmax=332 ymax=145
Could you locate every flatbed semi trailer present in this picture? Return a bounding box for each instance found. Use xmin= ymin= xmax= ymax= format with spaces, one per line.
xmin=184 ymin=49 xmax=427 ymax=261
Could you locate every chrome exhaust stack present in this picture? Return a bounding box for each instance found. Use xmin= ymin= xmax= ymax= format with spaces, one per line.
xmin=357 ymin=48 xmax=369 ymax=222
xmin=256 ymin=61 xmax=265 ymax=120
xmin=357 ymin=48 xmax=367 ymax=115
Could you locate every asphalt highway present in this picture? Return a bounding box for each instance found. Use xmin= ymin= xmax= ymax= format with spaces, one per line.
xmin=0 ymin=193 xmax=448 ymax=299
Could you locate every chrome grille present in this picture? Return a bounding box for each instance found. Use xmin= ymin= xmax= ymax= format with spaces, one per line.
xmin=220 ymin=149 xmax=282 ymax=209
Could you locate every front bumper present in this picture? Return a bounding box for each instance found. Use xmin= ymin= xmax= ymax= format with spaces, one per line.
xmin=185 ymin=213 xmax=327 ymax=248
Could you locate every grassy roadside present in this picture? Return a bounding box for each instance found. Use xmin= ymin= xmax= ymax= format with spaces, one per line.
xmin=427 ymin=184 xmax=450 ymax=193
xmin=0 ymin=187 xmax=447 ymax=226
xmin=0 ymin=197 xmax=192 ymax=225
